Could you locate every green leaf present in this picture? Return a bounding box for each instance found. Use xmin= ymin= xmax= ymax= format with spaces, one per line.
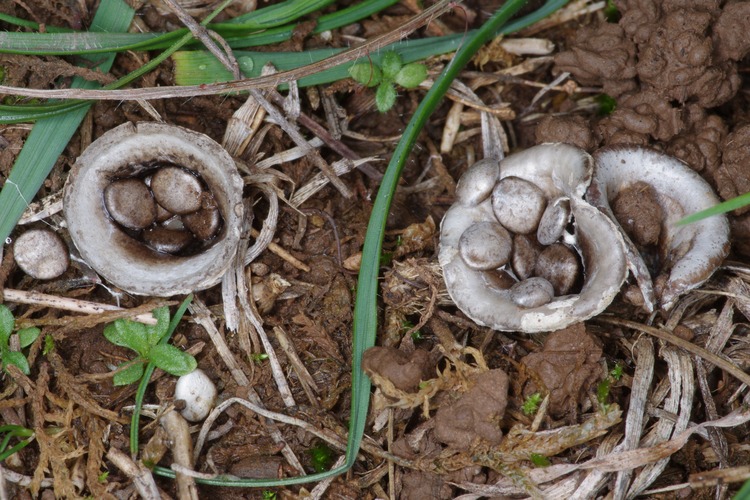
xmin=113 ymin=361 xmax=145 ymax=386
xmin=348 ymin=63 xmax=381 ymax=87
xmin=0 ymin=305 xmax=14 ymax=343
xmin=380 ymin=50 xmax=402 ymax=79
xmin=375 ymin=83 xmax=397 ymax=112
xmin=530 ymin=453 xmax=551 ymax=467
xmin=148 ymin=344 xmax=197 ymax=376
xmin=17 ymin=327 xmax=40 ymax=348
xmin=105 ymin=319 xmax=150 ymax=356
xmin=43 ymin=334 xmax=54 ymax=355
xmin=145 ymin=307 xmax=170 ymax=345
xmin=3 ymin=351 xmax=30 ymax=375
xmin=395 ymin=62 xmax=428 ymax=89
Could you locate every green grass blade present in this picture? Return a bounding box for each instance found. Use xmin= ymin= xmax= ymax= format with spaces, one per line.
xmin=172 ymin=34 xmax=467 ymax=87
xmin=677 ymin=192 xmax=750 ymax=225
xmin=0 ymin=0 xmax=134 ymax=244
xmin=0 ymin=0 xmax=362 ymax=55
xmin=221 ymin=0 xmax=334 ymax=27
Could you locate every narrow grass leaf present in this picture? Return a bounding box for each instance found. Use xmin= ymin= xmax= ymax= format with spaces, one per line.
xmin=677 ymin=192 xmax=750 ymax=225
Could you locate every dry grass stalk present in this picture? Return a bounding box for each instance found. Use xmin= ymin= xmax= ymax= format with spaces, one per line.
xmin=289 ymin=157 xmax=376 ymax=207
xmin=272 ymin=325 xmax=320 ymax=406
xmin=160 ymin=410 xmax=198 ymax=500
xmin=3 ymin=288 xmax=159 ymax=325
xmin=612 ymin=337 xmax=654 ymax=498
xmin=106 ymin=448 xmax=161 ymax=499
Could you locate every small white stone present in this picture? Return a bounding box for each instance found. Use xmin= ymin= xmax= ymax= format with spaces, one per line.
xmin=174 ymin=369 xmax=217 ymax=422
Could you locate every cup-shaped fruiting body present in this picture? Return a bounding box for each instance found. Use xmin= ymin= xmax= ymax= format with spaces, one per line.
xmin=64 ymin=122 xmax=243 ymax=296
xmin=589 ymin=146 xmax=730 ymax=310
xmin=439 ymin=144 xmax=628 ymax=333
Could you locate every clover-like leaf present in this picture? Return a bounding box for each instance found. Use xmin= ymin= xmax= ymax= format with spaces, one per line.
xmin=3 ymin=351 xmax=30 ymax=375
xmin=0 ymin=305 xmax=14 ymax=344
xmin=145 ymin=307 xmax=170 ymax=346
xmin=395 ymin=63 xmax=428 ymax=89
xmin=348 ymin=63 xmax=382 ymax=87
xmin=104 ymin=319 xmax=150 ymax=356
xmin=380 ymin=51 xmax=403 ymax=79
xmin=375 ymin=83 xmax=397 ymax=113
xmin=113 ymin=361 xmax=145 ymax=386
xmin=149 ymin=344 xmax=197 ymax=376
xmin=17 ymin=327 xmax=40 ymax=349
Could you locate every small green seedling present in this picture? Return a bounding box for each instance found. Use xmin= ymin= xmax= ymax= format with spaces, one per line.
xmin=262 ymin=491 xmax=277 ymax=500
xmin=604 ymin=0 xmax=621 ymax=22
xmin=522 ymin=392 xmax=543 ymax=416
xmin=103 ymin=306 xmax=196 ymax=386
xmin=595 ymin=93 xmax=617 ymax=116
xmin=401 ymin=320 xmax=423 ymax=341
xmin=308 ymin=442 xmax=335 ymax=473
xmin=0 ymin=424 xmax=34 ymax=462
xmin=530 ymin=453 xmax=551 ymax=467
xmin=349 ymin=51 xmax=428 ymax=112
xmin=250 ymin=352 xmax=269 ymax=363
xmin=0 ymin=304 xmax=40 ymax=375
xmin=597 ymin=363 xmax=623 ymax=411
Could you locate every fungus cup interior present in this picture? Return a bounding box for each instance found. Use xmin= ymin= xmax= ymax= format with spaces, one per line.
xmin=64 ymin=122 xmax=244 ymax=297
xmin=439 ymin=143 xmax=628 ymax=333
xmin=590 ymin=146 xmax=730 ymax=310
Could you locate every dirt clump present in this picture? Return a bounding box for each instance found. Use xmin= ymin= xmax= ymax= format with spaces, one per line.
xmin=596 ymin=90 xmax=683 ymax=145
xmin=713 ymin=124 xmax=750 ymax=217
xmin=554 ymin=23 xmax=637 ymax=98
xmin=534 ymin=115 xmax=597 ymax=151
xmin=712 ymin=2 xmax=750 ymax=61
xmin=666 ymin=105 xmax=727 ymax=177
xmin=520 ymin=323 xmax=603 ymax=418
xmin=433 ymin=368 xmax=509 ymax=450
xmin=611 ymin=180 xmax=663 ymax=247
xmin=362 ymin=346 xmax=434 ymax=392
xmin=554 ymin=1 xmax=750 ymax=146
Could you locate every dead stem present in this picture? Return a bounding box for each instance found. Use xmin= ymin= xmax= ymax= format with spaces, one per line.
xmin=2 ymin=288 xmax=159 ymax=325
xmin=250 ymin=228 xmax=310 ymax=272
xmin=160 ymin=410 xmax=198 ymax=500
xmin=596 ymin=316 xmax=750 ymax=388
xmin=106 ymin=448 xmax=161 ymax=499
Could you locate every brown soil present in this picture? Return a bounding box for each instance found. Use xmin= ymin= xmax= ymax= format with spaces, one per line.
xmin=2 ymin=1 xmax=750 ymax=498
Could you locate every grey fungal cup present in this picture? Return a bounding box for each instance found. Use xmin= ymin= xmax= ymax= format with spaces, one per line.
xmin=64 ymin=122 xmax=243 ymax=296
xmin=439 ymin=144 xmax=628 ymax=333
xmin=589 ymin=146 xmax=730 ymax=311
